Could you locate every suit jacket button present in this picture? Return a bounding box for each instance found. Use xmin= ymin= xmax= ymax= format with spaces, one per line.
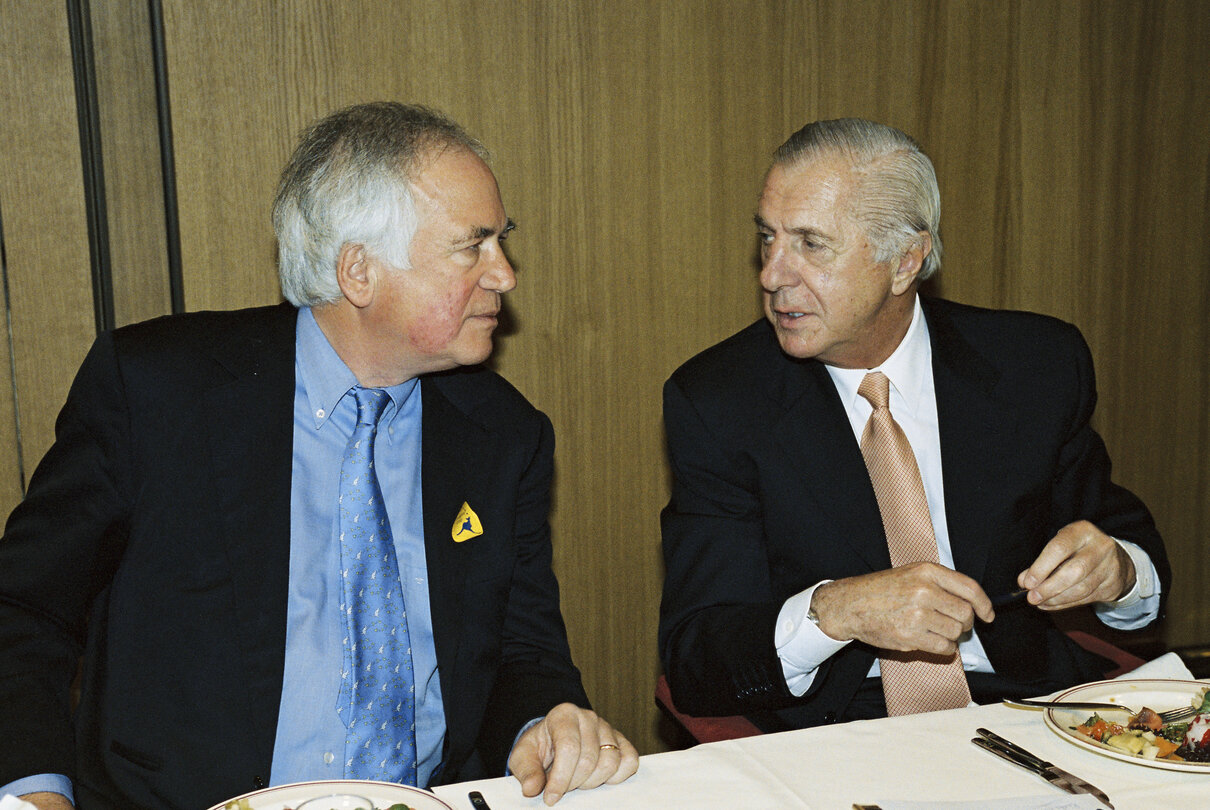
xmin=823 ymin=711 xmax=838 ymax=724
xmin=253 ymin=775 xmax=266 ymax=789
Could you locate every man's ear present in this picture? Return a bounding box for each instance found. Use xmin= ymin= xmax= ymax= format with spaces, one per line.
xmin=336 ymin=243 xmax=375 ymax=308
xmin=891 ymin=231 xmax=931 ymax=295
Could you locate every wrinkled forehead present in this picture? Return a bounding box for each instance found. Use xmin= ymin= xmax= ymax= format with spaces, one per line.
xmin=411 ymin=146 xmax=501 ymax=206
xmin=759 ymin=154 xmax=861 ymax=232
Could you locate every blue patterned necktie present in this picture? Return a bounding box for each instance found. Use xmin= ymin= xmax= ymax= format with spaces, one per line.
xmin=336 ymin=387 xmax=417 ymax=783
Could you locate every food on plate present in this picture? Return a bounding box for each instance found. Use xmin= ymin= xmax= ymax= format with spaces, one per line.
xmin=1073 ymin=714 xmax=1181 ymax=760
xmin=1072 ymin=686 xmax=1210 ymax=762
xmin=223 ymin=801 xmax=414 ymax=810
xmin=285 ymin=805 xmax=414 ymax=810
xmin=1180 ymin=709 xmax=1210 ymax=763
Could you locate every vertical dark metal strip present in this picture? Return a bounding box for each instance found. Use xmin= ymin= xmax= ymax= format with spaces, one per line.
xmin=149 ymin=0 xmax=185 ymax=313
xmin=0 ymin=201 xmax=28 ymax=495
xmin=66 ymin=0 xmax=115 ymax=334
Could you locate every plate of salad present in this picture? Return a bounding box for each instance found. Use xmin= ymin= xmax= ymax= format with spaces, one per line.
xmin=1043 ymin=678 xmax=1210 ymax=772
xmin=206 ymin=779 xmax=457 ymax=810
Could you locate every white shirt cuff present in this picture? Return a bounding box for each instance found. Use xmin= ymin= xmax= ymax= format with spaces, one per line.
xmin=1095 ymin=538 xmax=1161 ymax=629
xmin=775 ymin=581 xmax=850 ymax=697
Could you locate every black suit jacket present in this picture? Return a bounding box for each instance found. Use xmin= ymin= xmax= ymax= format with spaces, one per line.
xmin=658 ymin=297 xmax=1169 ymax=730
xmin=0 ymin=303 xmax=588 ymax=809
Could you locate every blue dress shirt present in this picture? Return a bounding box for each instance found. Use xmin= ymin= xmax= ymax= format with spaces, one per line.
xmin=3 ymin=309 xmax=454 ymax=801
xmin=271 ymin=307 xmax=446 ymax=787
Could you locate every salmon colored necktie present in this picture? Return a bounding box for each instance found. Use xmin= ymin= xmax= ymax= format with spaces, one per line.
xmin=857 ymin=371 xmax=972 ymax=716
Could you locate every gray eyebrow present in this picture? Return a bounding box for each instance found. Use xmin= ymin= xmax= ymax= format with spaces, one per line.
xmin=755 ymin=214 xmax=832 ymax=243
xmin=460 ymin=218 xmax=515 ymax=244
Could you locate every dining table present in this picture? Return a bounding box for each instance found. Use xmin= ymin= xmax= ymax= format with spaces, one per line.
xmin=432 ymin=653 xmax=1208 ymax=810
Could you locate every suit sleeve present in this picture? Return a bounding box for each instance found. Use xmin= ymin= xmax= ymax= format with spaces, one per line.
xmin=658 ymin=376 xmax=803 ymax=716
xmin=1048 ymin=325 xmax=1171 ymax=608
xmin=0 ymin=332 xmax=132 ymax=786
xmin=475 ymin=411 xmax=590 ymax=773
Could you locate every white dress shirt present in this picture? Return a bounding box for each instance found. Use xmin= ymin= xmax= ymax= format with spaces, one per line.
xmin=775 ymin=296 xmax=1161 ymax=696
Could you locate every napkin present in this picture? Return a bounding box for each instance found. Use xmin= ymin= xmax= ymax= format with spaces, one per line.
xmin=870 ymin=797 xmax=1105 ymax=809
xmin=1114 ymin=651 xmax=1193 ymax=681
xmin=0 ymin=797 xmax=40 ymax=810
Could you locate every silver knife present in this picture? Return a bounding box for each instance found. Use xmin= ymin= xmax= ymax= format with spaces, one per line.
xmin=973 ymin=727 xmax=1113 ymax=809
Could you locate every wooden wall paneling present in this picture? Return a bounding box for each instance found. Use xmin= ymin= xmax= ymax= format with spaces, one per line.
xmin=91 ymin=0 xmax=173 ymax=326
xmin=910 ymin=1 xmax=1018 ymax=310
xmin=0 ymin=1 xmax=98 ymax=514
xmin=1076 ymin=1 xmax=1210 ymax=648
xmin=794 ymin=1 xmax=933 ymax=134
xmin=495 ymin=1 xmax=660 ymax=744
xmin=161 ymin=2 xmax=287 ymax=311
xmin=1012 ymin=0 xmax=1082 ymax=319
xmin=696 ymin=1 xmax=791 ymax=349
xmin=455 ymin=0 xmax=791 ymax=749
xmin=508 ymin=0 xmax=795 ymax=751
xmin=138 ymin=0 xmax=1210 ymax=760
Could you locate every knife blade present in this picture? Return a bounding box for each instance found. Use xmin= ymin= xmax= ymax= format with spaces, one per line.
xmin=973 ymin=728 xmax=1113 ymax=809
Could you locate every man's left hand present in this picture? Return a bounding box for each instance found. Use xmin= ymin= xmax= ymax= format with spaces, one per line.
xmin=1018 ymin=520 xmax=1135 ymax=609
xmin=508 ymin=703 xmax=639 ymax=805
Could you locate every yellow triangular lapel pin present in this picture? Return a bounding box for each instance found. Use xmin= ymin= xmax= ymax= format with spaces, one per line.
xmin=452 ymin=502 xmax=484 ymax=542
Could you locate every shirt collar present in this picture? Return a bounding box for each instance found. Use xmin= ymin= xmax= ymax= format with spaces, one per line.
xmin=827 ymin=295 xmax=932 ymax=417
xmin=296 ymin=307 xmax=420 ymax=430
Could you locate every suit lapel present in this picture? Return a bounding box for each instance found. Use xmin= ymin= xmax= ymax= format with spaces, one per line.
xmin=202 ymin=303 xmax=297 ymax=762
xmin=925 ymin=299 xmax=1011 ymax=583
xmin=767 ymin=347 xmax=891 ymax=571
xmin=420 ymin=377 xmax=492 ymax=692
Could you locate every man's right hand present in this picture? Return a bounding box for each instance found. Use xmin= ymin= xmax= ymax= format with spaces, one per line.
xmin=19 ymin=793 xmax=74 ymax=810
xmin=810 ymin=562 xmax=995 ymax=655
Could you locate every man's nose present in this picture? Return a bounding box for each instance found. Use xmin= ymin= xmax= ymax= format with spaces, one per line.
xmin=484 ymin=250 xmax=516 ymax=293
xmin=759 ymin=240 xmax=795 ymax=292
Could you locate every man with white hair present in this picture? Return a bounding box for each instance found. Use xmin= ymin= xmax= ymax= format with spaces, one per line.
xmin=659 ymin=118 xmax=1169 ymax=730
xmin=0 ymin=102 xmax=636 ymax=809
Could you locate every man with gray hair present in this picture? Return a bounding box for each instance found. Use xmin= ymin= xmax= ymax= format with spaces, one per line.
xmin=659 ymin=118 xmax=1169 ymax=730
xmin=0 ymin=102 xmax=636 ymax=809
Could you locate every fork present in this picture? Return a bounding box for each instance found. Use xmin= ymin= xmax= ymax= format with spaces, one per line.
xmin=1003 ymin=697 xmax=1198 ymax=723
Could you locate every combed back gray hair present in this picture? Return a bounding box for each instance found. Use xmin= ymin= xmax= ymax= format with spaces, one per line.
xmin=273 ymin=102 xmax=487 ymax=306
xmin=774 ymin=118 xmax=942 ymax=280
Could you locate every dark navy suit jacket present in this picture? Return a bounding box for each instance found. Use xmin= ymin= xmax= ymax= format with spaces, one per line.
xmin=659 ymin=296 xmax=1168 ymax=730
xmin=0 ymin=303 xmax=588 ymax=809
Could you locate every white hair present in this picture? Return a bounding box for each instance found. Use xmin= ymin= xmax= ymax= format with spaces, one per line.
xmin=773 ymin=118 xmax=942 ymax=279
xmin=273 ymin=102 xmax=487 ymax=306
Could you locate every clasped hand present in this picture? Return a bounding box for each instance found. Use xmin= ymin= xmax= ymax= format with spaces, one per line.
xmin=1017 ymin=520 xmax=1135 ymax=609
xmin=508 ymin=702 xmax=639 ymax=805
xmin=811 ymin=520 xmax=1135 ymax=654
xmin=812 ymin=562 xmax=992 ymax=654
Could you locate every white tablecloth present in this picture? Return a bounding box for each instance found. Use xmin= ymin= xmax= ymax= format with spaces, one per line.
xmin=434 ymin=654 xmax=1208 ymax=810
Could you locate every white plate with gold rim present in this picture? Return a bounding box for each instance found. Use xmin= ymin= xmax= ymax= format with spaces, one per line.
xmin=1043 ymin=678 xmax=1210 ymax=773
xmin=205 ymin=779 xmax=456 ymax=810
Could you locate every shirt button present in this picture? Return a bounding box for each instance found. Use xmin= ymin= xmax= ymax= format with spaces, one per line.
xmin=324 ymin=751 xmax=334 ymax=764
xmin=316 ymin=408 xmax=325 ymax=419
